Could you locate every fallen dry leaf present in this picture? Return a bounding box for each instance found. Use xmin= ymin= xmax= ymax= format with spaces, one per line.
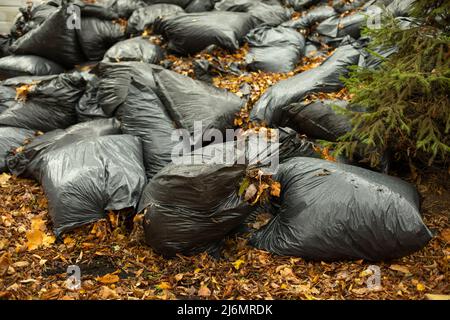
xmin=198 ymin=285 xmax=211 ymax=297
xmin=96 ymin=273 xmax=120 ymax=285
xmin=425 ymin=294 xmax=450 ymax=300
xmin=389 ymin=264 xmax=412 ymax=275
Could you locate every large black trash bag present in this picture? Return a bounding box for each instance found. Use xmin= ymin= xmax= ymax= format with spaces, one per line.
xmin=283 ymin=0 xmax=320 ymax=11
xmin=245 ymin=26 xmax=305 ymax=73
xmin=10 ymin=1 xmax=59 ymax=38
xmin=103 ymin=37 xmax=165 ymax=64
xmin=217 ymin=2 xmax=292 ymax=27
xmin=138 ymin=163 xmax=253 ymax=257
xmin=276 ymin=100 xmax=353 ymax=141
xmin=250 ymin=43 xmax=362 ymax=126
xmin=250 ymin=157 xmax=433 ymax=261
xmin=85 ymin=0 xmax=147 ymax=18
xmin=359 ymin=45 xmax=397 ymax=69
xmin=281 ymin=5 xmax=336 ymax=29
xmin=193 ymin=57 xmax=243 ymax=83
xmin=103 ymin=62 xmax=177 ymax=179
xmin=0 ymin=127 xmax=35 ymax=172
xmin=6 ymin=118 xmax=121 ymax=179
xmin=185 ymin=0 xmax=215 ymax=12
xmin=10 ymin=4 xmax=86 ymax=68
xmin=0 ymin=35 xmax=14 ymax=58
xmin=316 ymin=12 xmax=367 ymax=42
xmin=76 ymin=74 xmax=109 ymax=122
xmin=0 ymin=84 xmax=18 ymax=113
xmin=332 ymin=0 xmax=379 ymax=13
xmin=0 ymin=55 xmax=64 ymax=80
xmin=78 ymin=17 xmax=126 ymax=62
xmin=40 ymin=135 xmax=146 ymax=236
xmin=144 ymin=0 xmax=192 ymax=7
xmin=0 ymin=73 xmax=86 ymax=131
xmin=152 ymin=66 xmax=244 ymax=133
xmin=154 ymin=11 xmax=255 ymax=55
xmin=386 ymin=0 xmax=415 ymax=17
xmin=215 ymin=0 xmax=281 ymax=11
xmin=126 ymin=4 xmax=184 ymax=35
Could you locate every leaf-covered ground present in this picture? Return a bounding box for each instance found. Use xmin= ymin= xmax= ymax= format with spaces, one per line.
xmin=0 ymin=172 xmax=448 ymax=300
xmin=0 ymin=31 xmax=448 ymax=301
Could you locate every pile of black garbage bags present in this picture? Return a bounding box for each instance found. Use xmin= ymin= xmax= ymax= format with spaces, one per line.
xmin=0 ymin=0 xmax=432 ymax=261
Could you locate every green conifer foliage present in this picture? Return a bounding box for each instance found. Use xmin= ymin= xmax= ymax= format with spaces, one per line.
xmin=333 ymin=0 xmax=449 ymax=169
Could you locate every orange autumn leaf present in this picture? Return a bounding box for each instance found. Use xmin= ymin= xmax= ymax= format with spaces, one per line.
xmin=96 ymin=273 xmax=120 ymax=284
xmin=198 ymin=285 xmax=211 ymax=297
xmin=270 ymin=181 xmax=281 ymax=197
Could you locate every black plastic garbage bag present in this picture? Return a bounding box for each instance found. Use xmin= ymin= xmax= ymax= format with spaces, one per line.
xmin=10 ymin=1 xmax=59 ymax=38
xmin=78 ymin=17 xmax=126 ymax=62
xmin=87 ymin=0 xmax=147 ymax=18
xmin=217 ymin=2 xmax=292 ymax=27
xmin=0 ymin=55 xmax=64 ymax=80
xmin=185 ymin=0 xmax=215 ymax=12
xmin=333 ymin=0 xmax=372 ymax=13
xmin=139 ymin=163 xmax=253 ymax=257
xmin=6 ymin=118 xmax=121 ymax=179
xmin=0 ymin=35 xmax=13 ymax=58
xmin=76 ymin=74 xmax=109 ymax=122
xmin=126 ymin=4 xmax=184 ymax=35
xmin=11 ymin=5 xmax=86 ymax=68
xmin=283 ymin=0 xmax=320 ymax=10
xmin=250 ymin=157 xmax=433 ymax=261
xmin=316 ymin=12 xmax=367 ymax=41
xmin=39 ymin=134 xmax=146 ymax=236
xmin=154 ymin=11 xmax=255 ymax=55
xmin=276 ymin=100 xmax=352 ymax=141
xmin=215 ymin=0 xmax=281 ymax=11
xmin=0 ymin=127 xmax=35 ymax=172
xmin=152 ymin=66 xmax=244 ymax=133
xmin=386 ymin=0 xmax=415 ymax=17
xmin=103 ymin=37 xmax=165 ymax=64
xmin=0 ymin=73 xmax=86 ymax=131
xmin=245 ymin=26 xmax=305 ymax=73
xmin=145 ymin=0 xmax=191 ymax=7
xmin=193 ymin=57 xmax=243 ymax=83
xmin=0 ymin=85 xmax=18 ymax=113
xmin=107 ymin=62 xmax=177 ymax=178
xmin=281 ymin=5 xmax=336 ymax=29
xmin=250 ymin=43 xmax=362 ymax=125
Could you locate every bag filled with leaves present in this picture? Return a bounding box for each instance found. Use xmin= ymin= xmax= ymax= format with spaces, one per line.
xmin=126 ymin=3 xmax=184 ymax=35
xmin=0 ymin=72 xmax=86 ymax=132
xmin=0 ymin=55 xmax=64 ymax=80
xmin=99 ymin=62 xmax=177 ymax=179
xmin=138 ymin=162 xmax=254 ymax=257
xmin=0 ymin=127 xmax=35 ymax=172
xmin=154 ymin=11 xmax=255 ymax=55
xmin=103 ymin=37 xmax=165 ymax=64
xmin=281 ymin=4 xmax=336 ymax=29
xmin=6 ymin=118 xmax=121 ymax=179
xmin=250 ymin=43 xmax=362 ymax=126
xmin=245 ymin=26 xmax=305 ymax=73
xmin=11 ymin=4 xmax=86 ymax=68
xmin=76 ymin=74 xmax=109 ymax=122
xmin=275 ymin=99 xmax=355 ymax=142
xmin=40 ymin=134 xmax=146 ymax=236
xmin=250 ymin=157 xmax=433 ymax=261
xmin=216 ymin=1 xmax=293 ymax=27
